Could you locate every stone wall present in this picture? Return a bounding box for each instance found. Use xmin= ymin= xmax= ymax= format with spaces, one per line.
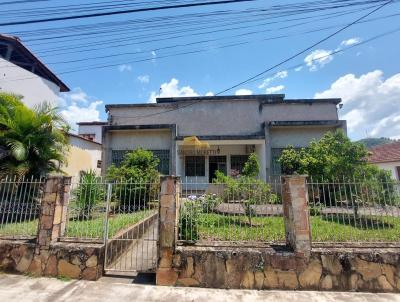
xmin=0 ymin=239 xmax=104 ymax=280
xmin=169 ymin=246 xmax=400 ymax=292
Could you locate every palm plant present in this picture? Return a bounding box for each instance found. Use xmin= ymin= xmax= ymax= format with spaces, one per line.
xmin=0 ymin=93 xmax=70 ymax=180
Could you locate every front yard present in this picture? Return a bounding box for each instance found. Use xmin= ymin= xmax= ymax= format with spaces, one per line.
xmin=179 ymin=213 xmax=400 ymax=243
xmin=0 ymin=210 xmax=155 ymax=240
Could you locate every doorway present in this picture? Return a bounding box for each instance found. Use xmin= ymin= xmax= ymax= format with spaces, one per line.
xmin=209 ymin=156 xmax=227 ymax=182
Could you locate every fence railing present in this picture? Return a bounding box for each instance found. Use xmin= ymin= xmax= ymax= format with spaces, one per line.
xmin=178 ymin=178 xmax=285 ymax=244
xmin=0 ymin=176 xmax=45 ymax=238
xmin=307 ymin=177 xmax=400 ymax=243
xmin=61 ymin=179 xmax=160 ymax=242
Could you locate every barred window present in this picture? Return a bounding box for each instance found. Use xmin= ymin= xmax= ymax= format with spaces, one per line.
xmin=185 ymin=156 xmax=205 ymax=177
xmin=111 ymin=149 xmax=170 ymax=175
xmin=230 ymin=155 xmax=249 ymax=173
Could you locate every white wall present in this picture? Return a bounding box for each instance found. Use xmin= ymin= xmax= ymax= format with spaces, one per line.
xmin=78 ymin=124 xmax=103 ymax=144
xmin=269 ymin=127 xmax=337 ymax=148
xmin=0 ymin=58 xmax=60 ymax=107
xmin=373 ymin=161 xmax=400 ymax=180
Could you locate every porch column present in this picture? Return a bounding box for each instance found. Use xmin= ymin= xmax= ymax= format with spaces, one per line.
xmin=264 ymin=124 xmax=272 ymax=179
xmin=255 ymin=143 xmax=267 ymax=181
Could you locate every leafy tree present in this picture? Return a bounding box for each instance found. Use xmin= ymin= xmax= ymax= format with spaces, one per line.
xmin=279 ymin=130 xmax=395 ymax=206
xmin=0 ymin=93 xmax=69 ymax=180
xmin=106 ymin=148 xmax=160 ymax=211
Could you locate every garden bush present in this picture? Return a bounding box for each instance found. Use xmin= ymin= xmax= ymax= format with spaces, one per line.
xmin=179 ymin=200 xmax=201 ymax=241
xmin=107 ymin=148 xmax=160 ymax=212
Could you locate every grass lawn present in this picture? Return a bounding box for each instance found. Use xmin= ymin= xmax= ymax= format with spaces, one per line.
xmin=0 ymin=210 xmax=155 ymax=240
xmin=180 ymin=213 xmax=400 ymax=243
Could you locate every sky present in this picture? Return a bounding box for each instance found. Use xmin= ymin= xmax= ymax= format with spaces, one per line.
xmin=2 ymin=0 xmax=400 ymax=140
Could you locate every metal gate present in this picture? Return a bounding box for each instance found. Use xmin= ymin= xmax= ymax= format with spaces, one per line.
xmin=103 ymin=182 xmax=160 ymax=274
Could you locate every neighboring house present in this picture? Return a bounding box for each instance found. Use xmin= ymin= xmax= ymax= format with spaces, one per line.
xmin=0 ymin=34 xmax=69 ymax=104
xmin=368 ymin=142 xmax=400 ymax=180
xmin=102 ymin=94 xmax=346 ymax=181
xmin=77 ymin=121 xmax=107 ymax=144
xmin=63 ymin=133 xmax=102 ymax=179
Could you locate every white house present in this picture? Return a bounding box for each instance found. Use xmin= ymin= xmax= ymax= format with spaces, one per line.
xmin=0 ymin=34 xmax=69 ymax=105
xmin=77 ymin=121 xmax=107 ymax=144
xmin=369 ymin=142 xmax=400 ymax=180
xmin=102 ymin=94 xmax=346 ymax=181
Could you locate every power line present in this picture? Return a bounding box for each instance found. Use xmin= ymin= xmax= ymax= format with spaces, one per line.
xmin=105 ymin=1 xmax=395 ymax=121
xmin=0 ymin=0 xmax=254 ymax=27
xmin=214 ymin=0 xmax=393 ymax=95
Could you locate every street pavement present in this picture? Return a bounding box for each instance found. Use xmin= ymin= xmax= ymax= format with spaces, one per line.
xmin=0 ymin=274 xmax=399 ymax=302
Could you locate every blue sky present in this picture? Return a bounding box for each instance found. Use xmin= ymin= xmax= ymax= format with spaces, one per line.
xmin=2 ymin=0 xmax=400 ymax=140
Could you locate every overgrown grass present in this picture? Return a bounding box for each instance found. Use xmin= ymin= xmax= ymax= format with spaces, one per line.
xmin=0 ymin=210 xmax=155 ymax=239
xmin=181 ymin=213 xmax=400 ymax=243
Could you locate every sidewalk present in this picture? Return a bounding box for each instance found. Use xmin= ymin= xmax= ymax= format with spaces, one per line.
xmin=0 ymin=274 xmax=399 ymax=302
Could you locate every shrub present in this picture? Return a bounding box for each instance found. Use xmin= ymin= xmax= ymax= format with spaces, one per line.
xmin=242 ymin=153 xmax=260 ymax=178
xmin=106 ymin=148 xmax=160 ymax=211
xmin=199 ymin=194 xmax=222 ymax=213
xmin=73 ymin=170 xmax=104 ymax=219
xmin=179 ymin=200 xmax=201 ymax=241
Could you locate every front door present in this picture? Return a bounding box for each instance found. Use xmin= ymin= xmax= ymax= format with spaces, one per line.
xmin=209 ymin=156 xmax=227 ymax=182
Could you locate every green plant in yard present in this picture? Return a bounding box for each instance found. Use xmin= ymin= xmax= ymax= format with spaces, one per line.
xmin=72 ymin=170 xmax=104 ymax=219
xmin=199 ymin=194 xmax=222 ymax=213
xmin=242 ymin=153 xmax=260 ymax=178
xmin=279 ymin=130 xmax=397 ymax=206
xmin=179 ymin=200 xmax=201 ymax=241
xmin=213 ymin=156 xmax=278 ymax=226
xmin=0 ymin=92 xmax=69 ymax=180
xmin=107 ymin=148 xmax=160 ymax=211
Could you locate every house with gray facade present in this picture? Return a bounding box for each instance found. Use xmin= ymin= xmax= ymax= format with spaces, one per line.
xmin=102 ymin=94 xmax=346 ymax=181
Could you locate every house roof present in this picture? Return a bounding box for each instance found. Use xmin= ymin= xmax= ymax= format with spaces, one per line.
xmin=368 ymin=142 xmax=400 ymax=163
xmin=77 ymin=121 xmax=107 ymax=126
xmin=105 ymin=94 xmax=341 ymax=111
xmin=68 ymin=132 xmax=102 ymax=146
xmin=0 ymin=34 xmax=69 ymax=92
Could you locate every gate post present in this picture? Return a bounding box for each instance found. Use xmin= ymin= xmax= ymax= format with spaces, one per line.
xmin=36 ymin=175 xmax=72 ymax=254
xmin=156 ymin=176 xmax=181 ymax=286
xmin=282 ymin=175 xmax=311 ymax=258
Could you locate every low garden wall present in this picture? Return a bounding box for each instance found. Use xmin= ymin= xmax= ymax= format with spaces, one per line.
xmin=167 ymin=245 xmax=400 ymax=292
xmin=0 ymin=239 xmax=105 ymax=280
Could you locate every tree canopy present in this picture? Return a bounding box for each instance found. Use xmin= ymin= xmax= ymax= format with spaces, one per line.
xmin=279 ymin=130 xmax=391 ymax=181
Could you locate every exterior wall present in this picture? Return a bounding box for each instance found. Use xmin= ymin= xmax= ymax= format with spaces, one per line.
xmin=108 ymin=100 xmax=339 ymax=137
xmin=78 ymin=124 xmax=103 ymax=144
xmin=110 ymin=129 xmax=172 ymax=150
xmin=168 ymin=246 xmax=400 ymax=292
xmin=63 ymin=135 xmax=102 ymax=178
xmin=373 ymin=161 xmax=400 ymax=180
xmin=0 ymin=240 xmax=104 ymax=281
xmin=0 ymin=58 xmax=60 ymax=107
xmin=269 ymin=127 xmax=339 ymax=148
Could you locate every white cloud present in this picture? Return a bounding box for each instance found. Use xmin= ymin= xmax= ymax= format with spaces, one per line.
xmin=340 ymin=37 xmax=361 ymax=47
xmin=137 ymin=75 xmax=150 ymax=84
xmin=304 ymin=49 xmax=333 ymax=71
xmin=295 ymin=66 xmax=303 ymax=72
xmin=265 ymin=85 xmax=285 ymax=94
xmin=118 ymin=64 xmax=132 ymax=72
xmin=235 ymin=89 xmax=253 ymax=96
xmin=148 ymin=78 xmax=199 ymax=103
xmin=58 ymin=88 xmax=103 ymax=131
xmin=258 ymin=70 xmax=288 ymax=89
xmin=314 ymin=70 xmax=400 ymax=140
xmin=205 ymin=91 xmax=214 ymax=96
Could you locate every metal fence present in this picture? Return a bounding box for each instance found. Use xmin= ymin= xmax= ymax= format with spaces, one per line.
xmin=62 ymin=178 xmax=160 ymax=244
xmin=0 ymin=176 xmax=45 ymax=239
xmin=307 ymin=177 xmax=400 ymax=243
xmin=178 ymin=177 xmax=285 ymax=245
